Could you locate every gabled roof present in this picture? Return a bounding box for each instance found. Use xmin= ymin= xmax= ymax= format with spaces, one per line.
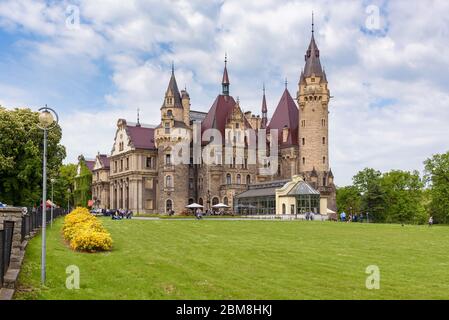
xmin=85 ymin=160 xmax=95 ymax=172
xmin=98 ymin=154 xmax=110 ymax=169
xmin=267 ymin=89 xmax=299 ymax=147
xmin=286 ymin=181 xmax=320 ymax=196
xmin=126 ymin=124 xmax=156 ymax=150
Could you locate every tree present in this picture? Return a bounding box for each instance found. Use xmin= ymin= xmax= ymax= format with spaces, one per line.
xmin=0 ymin=107 xmax=66 ymax=206
xmin=424 ymin=151 xmax=449 ymax=224
xmin=52 ymin=164 xmax=77 ymax=210
xmin=336 ymin=186 xmax=361 ymax=214
xmin=74 ymin=156 xmax=92 ymax=208
xmin=381 ymin=170 xmax=426 ymax=224
xmin=353 ymin=168 xmax=386 ymax=222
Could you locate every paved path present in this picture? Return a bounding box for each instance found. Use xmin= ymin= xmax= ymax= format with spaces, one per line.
xmin=132 ymin=217 xmax=295 ymax=221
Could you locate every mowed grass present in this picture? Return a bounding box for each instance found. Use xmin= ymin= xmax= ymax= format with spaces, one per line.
xmin=15 ymin=218 xmax=449 ymax=300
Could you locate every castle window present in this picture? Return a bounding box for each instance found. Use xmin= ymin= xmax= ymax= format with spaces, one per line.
xmin=126 ymin=158 xmax=129 ymax=170
xmin=305 ymin=97 xmax=308 ymax=102
xmin=167 ymin=110 xmax=173 ymax=117
xmin=120 ymin=159 xmax=123 ymax=171
xmin=323 ymin=137 xmax=326 ymax=145
xmin=235 ymin=123 xmax=240 ymax=129
xmin=282 ymin=204 xmax=286 ymax=215
xmin=301 ymin=120 xmax=306 ymax=127
xmin=323 ymin=156 xmax=326 ymax=164
xmin=165 ymin=122 xmax=170 ymax=134
xmin=302 ymin=157 xmax=306 ymax=165
xmin=302 ymin=138 xmax=305 ymax=145
xmin=321 ymin=119 xmax=326 ymax=127
xmin=223 ymin=197 xmax=228 ymax=205
xmin=146 ymin=157 xmax=153 ymax=169
xmin=323 ymin=177 xmax=327 ymax=186
xmin=226 ymin=174 xmax=232 ymax=185
xmin=246 ymin=175 xmax=251 ymax=185
xmin=165 ymin=175 xmax=173 ymax=188
xmin=311 ymin=78 xmax=315 ymax=82
xmin=212 ymin=197 xmax=219 ymax=206
xmin=244 ymin=158 xmax=248 ymax=169
xmin=165 ymin=154 xmax=171 ymax=165
xmin=114 ymin=161 xmax=118 ymax=173
xmin=237 ymin=174 xmax=241 ymax=184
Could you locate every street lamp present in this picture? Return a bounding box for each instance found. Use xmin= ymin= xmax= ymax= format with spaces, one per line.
xmin=67 ymin=188 xmax=71 ymax=213
xmin=38 ymin=105 xmax=59 ymax=285
xmin=50 ymin=178 xmax=55 ymax=228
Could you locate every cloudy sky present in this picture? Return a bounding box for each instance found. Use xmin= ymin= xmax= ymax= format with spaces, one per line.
xmin=1 ymin=0 xmax=448 ymax=186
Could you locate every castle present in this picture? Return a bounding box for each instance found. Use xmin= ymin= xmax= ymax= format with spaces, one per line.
xmin=87 ymin=24 xmax=336 ymax=215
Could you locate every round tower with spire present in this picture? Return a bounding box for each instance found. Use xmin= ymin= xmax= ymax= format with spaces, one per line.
xmin=297 ymin=13 xmax=336 ymax=211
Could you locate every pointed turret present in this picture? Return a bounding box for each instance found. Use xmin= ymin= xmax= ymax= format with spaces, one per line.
xmin=304 ymin=14 xmax=324 ymax=78
xmin=163 ymin=63 xmax=183 ymax=108
xmin=222 ymin=54 xmax=230 ymax=96
xmin=261 ymin=84 xmax=268 ymax=129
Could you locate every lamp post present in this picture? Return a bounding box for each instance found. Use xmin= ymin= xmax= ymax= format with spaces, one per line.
xmin=38 ymin=106 xmax=58 ymax=285
xmin=50 ymin=179 xmax=55 ymax=228
xmin=67 ymin=188 xmax=71 ymax=213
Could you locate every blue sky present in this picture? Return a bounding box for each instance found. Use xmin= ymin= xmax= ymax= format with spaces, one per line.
xmin=1 ymin=0 xmax=449 ymax=186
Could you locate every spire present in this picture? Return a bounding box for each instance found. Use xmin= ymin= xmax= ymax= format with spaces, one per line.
xmin=261 ymin=84 xmax=268 ymax=129
xmin=312 ymin=11 xmax=314 ymax=35
xmin=285 ymin=78 xmax=288 ymax=90
xmin=222 ymin=53 xmax=230 ymax=96
xmin=303 ymin=12 xmax=324 ymax=78
xmin=164 ymin=63 xmax=183 ymax=108
xmin=136 ymin=108 xmax=141 ymax=127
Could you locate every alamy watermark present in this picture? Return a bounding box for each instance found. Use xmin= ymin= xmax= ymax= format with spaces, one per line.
xmin=65 ymin=5 xmax=80 ymax=30
xmin=66 ymin=265 xmax=80 ymax=290
xmin=365 ymin=4 xmax=381 ymax=31
xmin=365 ymin=265 xmax=380 ymax=290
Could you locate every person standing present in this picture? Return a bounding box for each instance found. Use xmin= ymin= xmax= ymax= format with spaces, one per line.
xmin=429 ymin=216 xmax=434 ymax=227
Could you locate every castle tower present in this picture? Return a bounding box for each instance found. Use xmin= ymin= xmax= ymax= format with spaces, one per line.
xmin=155 ymin=65 xmax=191 ymax=215
xmin=297 ymin=15 xmax=336 ymax=212
xmin=297 ymin=17 xmax=330 ymax=175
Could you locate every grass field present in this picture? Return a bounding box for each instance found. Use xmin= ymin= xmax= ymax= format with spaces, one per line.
xmin=15 ymin=218 xmax=449 ymax=300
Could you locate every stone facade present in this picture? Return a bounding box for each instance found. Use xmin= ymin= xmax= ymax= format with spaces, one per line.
xmin=81 ymin=26 xmax=337 ymax=214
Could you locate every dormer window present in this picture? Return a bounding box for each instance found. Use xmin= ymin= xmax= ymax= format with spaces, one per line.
xmin=167 ymin=110 xmax=173 ymax=117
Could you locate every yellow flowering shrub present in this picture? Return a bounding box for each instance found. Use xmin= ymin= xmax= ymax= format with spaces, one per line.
xmin=62 ymin=207 xmax=113 ymax=252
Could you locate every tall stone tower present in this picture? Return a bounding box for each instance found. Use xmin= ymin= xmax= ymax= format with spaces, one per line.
xmin=155 ymin=65 xmax=191 ymax=214
xmin=297 ymin=17 xmax=336 ymax=211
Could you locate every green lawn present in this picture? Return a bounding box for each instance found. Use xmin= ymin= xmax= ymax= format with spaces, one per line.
xmin=15 ymin=218 xmax=449 ymax=300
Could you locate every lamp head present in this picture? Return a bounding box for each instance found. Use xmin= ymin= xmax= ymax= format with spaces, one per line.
xmin=39 ymin=109 xmax=55 ymax=128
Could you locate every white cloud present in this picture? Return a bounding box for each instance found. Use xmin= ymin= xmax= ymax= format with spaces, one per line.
xmin=1 ymin=0 xmax=449 ymax=186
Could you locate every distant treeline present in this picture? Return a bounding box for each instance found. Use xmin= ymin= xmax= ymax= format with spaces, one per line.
xmin=337 ymin=151 xmax=449 ymax=224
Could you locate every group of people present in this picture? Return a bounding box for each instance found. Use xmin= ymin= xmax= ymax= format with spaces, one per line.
xmin=339 ymin=211 xmax=366 ymax=223
xmin=102 ymin=208 xmax=133 ymax=220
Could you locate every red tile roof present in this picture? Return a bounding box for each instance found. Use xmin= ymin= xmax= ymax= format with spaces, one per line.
xmin=267 ymin=89 xmax=299 ymax=147
xmin=126 ymin=125 xmax=156 ymax=150
xmin=201 ymin=95 xmax=253 ymax=142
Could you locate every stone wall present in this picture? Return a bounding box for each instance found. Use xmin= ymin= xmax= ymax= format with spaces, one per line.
xmin=0 ymin=207 xmax=23 ymax=270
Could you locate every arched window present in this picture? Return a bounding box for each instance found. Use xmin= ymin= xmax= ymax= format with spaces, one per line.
xmin=223 ymin=197 xmax=228 ymax=205
xmin=302 ymin=157 xmax=306 ymax=165
xmin=166 ymin=199 xmax=173 ymax=213
xmin=237 ymin=174 xmax=241 ymax=184
xmin=302 ymin=138 xmax=305 ymax=145
xmin=323 ymin=156 xmax=326 ymax=164
xmin=188 ymin=198 xmax=194 ymax=205
xmin=166 ymin=175 xmax=172 ymax=188
xmin=282 ymin=204 xmax=286 ymax=215
xmin=246 ymin=175 xmax=251 ymax=185
xmin=322 ymin=137 xmax=326 ymax=145
xmin=167 ymin=110 xmax=173 ymax=117
xmin=226 ymin=174 xmax=232 ymax=185
xmin=212 ymin=197 xmax=219 ymax=206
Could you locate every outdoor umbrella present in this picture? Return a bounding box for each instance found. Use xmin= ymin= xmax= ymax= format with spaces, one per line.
xmin=185 ymin=203 xmax=204 ymax=209
xmin=212 ymin=203 xmax=230 ymax=209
